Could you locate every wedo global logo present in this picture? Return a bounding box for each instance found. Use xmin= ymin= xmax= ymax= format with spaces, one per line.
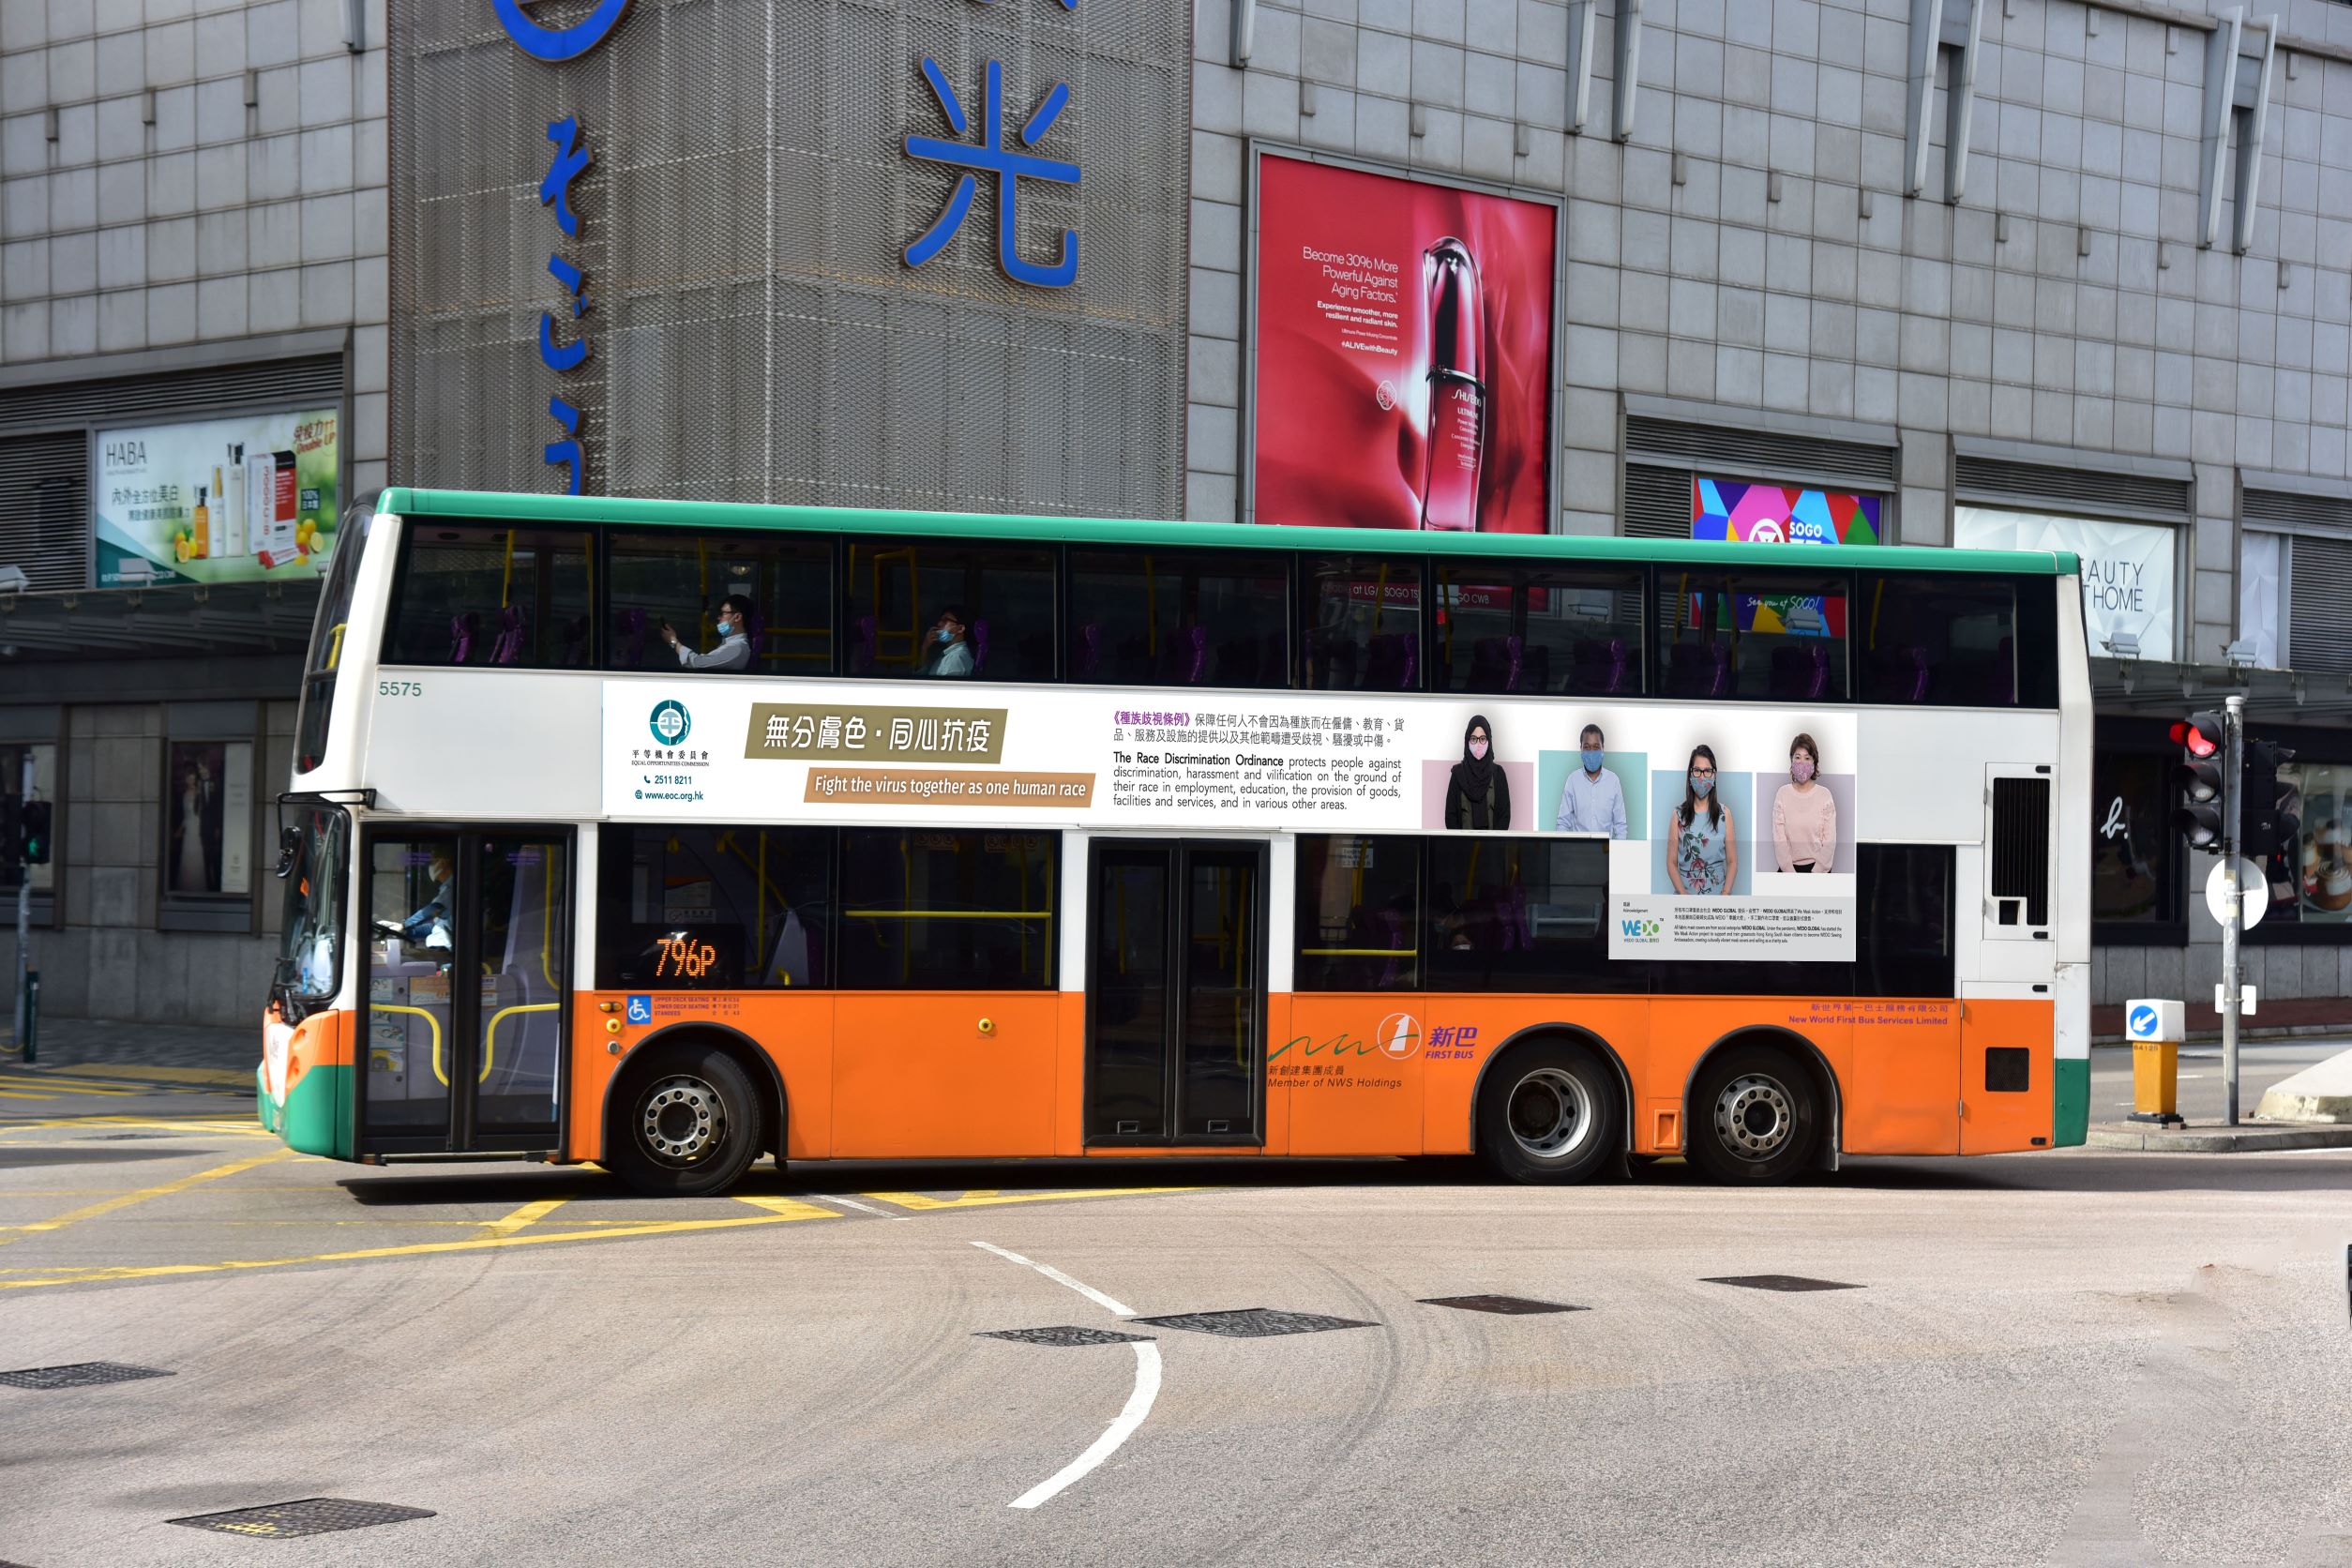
xmin=490 ymin=0 xmax=633 ymax=61
xmin=1619 ymin=917 xmax=1662 ymax=939
xmin=649 ymin=700 xmax=691 ymax=746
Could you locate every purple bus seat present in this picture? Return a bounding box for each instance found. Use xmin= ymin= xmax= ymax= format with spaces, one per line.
xmin=1666 ymin=640 xmax=1724 ymax=698
xmin=1770 ymin=643 xmax=1828 ymax=701
xmin=614 ymin=609 xmax=648 ymax=668
xmin=1376 ymin=907 xmax=1409 ymax=988
xmin=1366 ymin=631 xmax=1417 ymax=689
xmin=489 ymin=605 xmax=526 ymax=665
xmin=448 ymin=611 xmax=478 ymax=664
xmin=561 ymin=615 xmax=591 ymax=668
xmin=1470 ymin=635 xmax=1523 ymax=693
xmin=849 ymin=615 xmax=876 ymax=674
xmin=969 ymin=619 xmax=989 ymax=674
xmin=1073 ymin=623 xmax=1102 ymax=680
xmin=1169 ymin=624 xmax=1208 ymax=685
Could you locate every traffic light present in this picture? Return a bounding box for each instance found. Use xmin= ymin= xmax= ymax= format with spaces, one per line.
xmin=2171 ymin=711 xmax=2227 ymax=853
xmin=2240 ymin=740 xmax=2298 ymax=861
xmin=20 ymin=800 xmax=50 ymax=866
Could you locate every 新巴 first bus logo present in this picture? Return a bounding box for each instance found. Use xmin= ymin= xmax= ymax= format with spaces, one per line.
xmin=649 ymin=700 xmax=691 ymax=746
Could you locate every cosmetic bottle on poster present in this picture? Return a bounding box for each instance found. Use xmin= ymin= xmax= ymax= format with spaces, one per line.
xmin=221 ymin=444 xmax=247 ymax=558
xmin=1419 ymin=235 xmax=1486 ymax=532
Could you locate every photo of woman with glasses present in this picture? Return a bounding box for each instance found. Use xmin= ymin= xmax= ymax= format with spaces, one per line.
xmin=1667 ymin=743 xmax=1736 ymax=896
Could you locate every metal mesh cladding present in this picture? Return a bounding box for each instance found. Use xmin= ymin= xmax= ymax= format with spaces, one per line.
xmin=390 ymin=0 xmax=1190 ymax=517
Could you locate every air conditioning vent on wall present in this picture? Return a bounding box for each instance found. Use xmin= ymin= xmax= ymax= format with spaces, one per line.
xmin=1990 ymin=775 xmax=2052 ymax=930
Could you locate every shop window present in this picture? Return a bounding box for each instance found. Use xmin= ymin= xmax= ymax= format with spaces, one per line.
xmin=1432 ymin=562 xmax=1644 ymax=698
xmin=1066 ymin=549 xmax=1289 ymax=688
xmin=1857 ymin=574 xmax=2023 ymax=707
xmin=1301 ymin=556 xmax=1424 ymax=692
xmin=160 ymin=736 xmax=255 ymax=932
xmin=2274 ymin=761 xmax=2352 ymax=928
xmin=837 ymin=829 xmax=1055 ymax=988
xmin=597 ymin=825 xmax=834 ymax=988
xmin=1656 ymin=567 xmax=1849 ymax=702
xmin=1294 ymin=834 xmax=1420 ymax=991
xmin=606 ymin=531 xmax=833 ymax=676
xmin=384 ymin=524 xmax=595 ymax=668
xmin=2091 ymin=750 xmax=2181 ymax=927
xmin=844 ymin=539 xmax=1055 ymax=683
xmin=1425 ymin=837 xmax=1611 ymax=992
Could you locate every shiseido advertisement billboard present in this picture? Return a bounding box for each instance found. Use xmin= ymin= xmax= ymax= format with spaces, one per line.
xmin=1248 ymin=153 xmax=1556 ymax=534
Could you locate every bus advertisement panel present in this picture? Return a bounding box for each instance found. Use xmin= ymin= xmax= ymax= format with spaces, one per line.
xmin=1249 ymin=153 xmax=1556 ymax=535
xmin=602 ymin=685 xmax=1856 ymax=962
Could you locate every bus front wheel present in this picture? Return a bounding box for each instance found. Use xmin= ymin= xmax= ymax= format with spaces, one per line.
xmin=1686 ymin=1045 xmax=1821 ymax=1185
xmin=610 ymin=1043 xmax=764 ymax=1198
xmin=1475 ymin=1041 xmax=1621 ymax=1184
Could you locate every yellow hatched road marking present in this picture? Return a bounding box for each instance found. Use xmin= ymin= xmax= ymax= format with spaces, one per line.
xmin=0 ymin=1116 xmax=274 ymax=1137
xmin=0 ymin=1078 xmax=165 ymax=1097
xmin=36 ymin=1064 xmax=252 ymax=1086
xmin=0 ymin=1150 xmax=294 ymax=1244
xmin=480 ymin=1198 xmax=568 ymax=1236
xmin=0 ymin=1203 xmax=839 ymax=1291
xmin=865 ymin=1187 xmax=1198 ymax=1212
xmin=0 ymin=1089 xmax=61 ymax=1100
xmin=733 ymin=1195 xmax=840 ymax=1219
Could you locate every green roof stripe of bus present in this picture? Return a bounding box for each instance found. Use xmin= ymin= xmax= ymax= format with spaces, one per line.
xmin=375 ymin=488 xmax=2078 ymax=578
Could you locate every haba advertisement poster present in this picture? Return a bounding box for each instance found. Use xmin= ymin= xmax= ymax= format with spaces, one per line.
xmin=1250 ymin=153 xmax=1555 ymax=534
xmin=601 ymin=685 xmax=1856 ymax=961
xmin=94 ymin=410 xmax=340 ymax=587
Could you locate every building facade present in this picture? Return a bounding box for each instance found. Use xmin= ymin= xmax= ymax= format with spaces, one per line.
xmin=0 ymin=0 xmax=384 ymax=1021
xmin=3 ymin=0 xmax=2351 ymax=1027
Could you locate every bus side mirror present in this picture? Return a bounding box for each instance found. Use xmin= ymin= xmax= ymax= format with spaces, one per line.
xmin=276 ymin=825 xmax=303 ymax=879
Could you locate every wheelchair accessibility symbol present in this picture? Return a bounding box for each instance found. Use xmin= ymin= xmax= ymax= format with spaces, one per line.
xmin=626 ymin=994 xmax=654 ymax=1025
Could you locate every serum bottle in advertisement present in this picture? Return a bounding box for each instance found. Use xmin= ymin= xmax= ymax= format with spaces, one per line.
xmin=1418 ymin=235 xmax=1486 ymax=533
xmin=191 ymin=485 xmax=210 ymax=560
xmin=221 ymin=444 xmax=247 ymax=558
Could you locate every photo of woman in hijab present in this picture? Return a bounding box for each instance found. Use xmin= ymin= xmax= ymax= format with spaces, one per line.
xmin=1445 ymin=714 xmax=1512 ymax=831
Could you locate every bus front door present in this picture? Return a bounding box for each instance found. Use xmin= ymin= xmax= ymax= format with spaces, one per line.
xmin=359 ymin=829 xmax=572 ymax=1157
xmin=1085 ymin=840 xmax=1268 ymax=1147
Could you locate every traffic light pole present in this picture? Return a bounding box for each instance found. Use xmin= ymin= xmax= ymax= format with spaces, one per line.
xmin=2222 ymin=694 xmax=2245 ymax=1126
xmin=11 ymin=749 xmax=28 ymax=1063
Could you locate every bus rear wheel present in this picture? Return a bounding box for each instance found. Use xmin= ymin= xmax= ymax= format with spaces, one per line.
xmin=1686 ymin=1045 xmax=1820 ymax=1185
xmin=610 ymin=1043 xmax=763 ymax=1198
xmin=1476 ymin=1041 xmax=1621 ymax=1184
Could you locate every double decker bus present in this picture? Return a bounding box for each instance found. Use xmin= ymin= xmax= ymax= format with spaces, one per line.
xmin=263 ymin=489 xmax=2090 ymax=1194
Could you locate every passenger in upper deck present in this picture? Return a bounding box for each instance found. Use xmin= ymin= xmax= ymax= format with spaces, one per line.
xmin=927 ymin=606 xmax=974 ymax=678
xmin=660 ymin=596 xmax=754 ymax=672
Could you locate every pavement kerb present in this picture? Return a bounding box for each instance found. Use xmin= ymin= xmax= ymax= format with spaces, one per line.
xmin=2087 ymin=1121 xmax=2352 ymax=1153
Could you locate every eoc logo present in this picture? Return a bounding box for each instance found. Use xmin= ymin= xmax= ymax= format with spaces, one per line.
xmin=490 ymin=0 xmax=633 ymax=61
xmin=1619 ymin=917 xmax=1662 ymax=940
xmin=1376 ymin=1013 xmax=1421 ymax=1060
xmin=649 ymin=699 xmax=691 ymax=746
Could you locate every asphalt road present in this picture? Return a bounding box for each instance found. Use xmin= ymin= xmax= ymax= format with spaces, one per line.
xmin=2 ymin=1062 xmax=2348 ymax=1568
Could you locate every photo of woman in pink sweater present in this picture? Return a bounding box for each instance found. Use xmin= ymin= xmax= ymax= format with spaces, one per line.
xmin=1772 ymin=731 xmax=1837 ymax=874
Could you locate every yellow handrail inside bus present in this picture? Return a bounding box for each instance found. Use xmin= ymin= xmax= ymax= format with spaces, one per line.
xmin=482 ymin=1003 xmax=560 ymax=1085
xmin=1300 ymin=947 xmax=1414 ymax=957
xmin=499 ymin=529 xmax=516 ymax=606
xmin=324 ymin=622 xmax=347 ymax=670
xmin=843 ymin=910 xmax=1054 ymax=920
xmin=374 ymin=1003 xmax=445 ymax=1086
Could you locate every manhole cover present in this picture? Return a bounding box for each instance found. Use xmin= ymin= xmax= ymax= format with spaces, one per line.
xmin=1421 ymin=1294 xmax=1588 ymax=1315
xmin=169 ymin=1499 xmax=436 ymax=1539
xmin=976 ymin=1325 xmax=1154 ymax=1347
xmin=1132 ymin=1308 xmax=1377 ymax=1337
xmin=0 ymin=1362 xmax=173 ymax=1390
xmin=1703 ymin=1274 xmax=1862 ymax=1292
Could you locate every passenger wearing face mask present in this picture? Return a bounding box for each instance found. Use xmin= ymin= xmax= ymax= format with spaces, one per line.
xmin=1444 ymin=714 xmax=1511 ymax=830
xmin=1554 ymin=721 xmax=1627 ymax=837
xmin=1668 ymin=743 xmax=1736 ymax=896
xmin=1773 ymin=731 xmax=1836 ymax=873
xmin=927 ymin=605 xmax=974 ymax=678
xmin=660 ymin=594 xmax=755 ymax=672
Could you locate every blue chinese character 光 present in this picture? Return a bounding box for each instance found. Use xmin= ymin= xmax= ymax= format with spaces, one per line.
xmin=544 ymin=397 xmax=583 ymax=495
xmin=539 ymin=116 xmax=591 ymax=236
xmin=540 ymin=255 xmax=589 ymax=371
xmin=904 ymin=56 xmax=1078 ymax=288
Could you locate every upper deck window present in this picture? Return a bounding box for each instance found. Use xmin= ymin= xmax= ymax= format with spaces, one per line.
xmin=1432 ymin=561 xmax=1644 ymax=698
xmin=1301 ymin=555 xmax=1424 ymax=692
xmin=1858 ymin=574 xmax=2024 ymax=707
xmin=384 ymin=525 xmax=594 ymax=669
xmin=1656 ymin=566 xmax=1850 ymax=703
xmin=845 ymin=538 xmax=1055 ymax=683
xmin=1067 ymin=548 xmax=1289 ymax=688
xmin=608 ymin=530 xmax=834 ymax=677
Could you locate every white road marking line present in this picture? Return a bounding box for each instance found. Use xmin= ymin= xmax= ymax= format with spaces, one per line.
xmin=972 ymin=1240 xmax=1137 ymax=1317
xmin=811 ymin=1193 xmax=893 ymax=1218
xmin=1008 ymin=1341 xmax=1161 ymax=1512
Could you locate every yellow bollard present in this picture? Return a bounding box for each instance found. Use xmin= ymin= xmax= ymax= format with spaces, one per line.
xmin=2131 ymin=1039 xmax=2180 ymax=1124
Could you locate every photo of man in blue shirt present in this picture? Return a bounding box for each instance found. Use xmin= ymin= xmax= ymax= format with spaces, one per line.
xmin=1554 ymin=723 xmax=1628 ymax=837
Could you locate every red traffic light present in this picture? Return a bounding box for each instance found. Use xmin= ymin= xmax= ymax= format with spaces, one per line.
xmin=2169 ymin=713 xmax=2224 ymax=759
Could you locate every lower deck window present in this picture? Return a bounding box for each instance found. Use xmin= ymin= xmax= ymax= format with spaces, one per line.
xmin=838 ymin=829 xmax=1057 ymax=989
xmin=597 ymin=825 xmax=833 ymax=988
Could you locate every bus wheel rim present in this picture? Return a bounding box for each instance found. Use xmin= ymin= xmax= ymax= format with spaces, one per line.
xmin=1506 ymin=1067 xmax=1593 ymax=1160
xmin=640 ymin=1076 xmax=725 ymax=1166
xmin=1715 ymin=1074 xmax=1794 ymax=1160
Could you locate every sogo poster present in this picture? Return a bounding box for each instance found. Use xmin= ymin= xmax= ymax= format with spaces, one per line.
xmin=1249 ymin=153 xmax=1555 ymax=534
xmin=94 ymin=410 xmax=340 ymax=587
xmin=604 ymin=683 xmax=1857 ymax=963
